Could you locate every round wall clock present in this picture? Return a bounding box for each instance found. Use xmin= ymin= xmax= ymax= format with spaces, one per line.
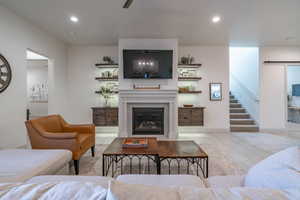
xmin=0 ymin=54 xmax=12 ymax=93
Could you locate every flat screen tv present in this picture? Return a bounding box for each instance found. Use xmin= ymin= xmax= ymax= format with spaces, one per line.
xmin=123 ymin=49 xmax=173 ymax=79
xmin=292 ymin=84 xmax=300 ymax=96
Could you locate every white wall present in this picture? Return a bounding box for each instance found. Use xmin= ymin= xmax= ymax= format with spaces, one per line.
xmin=179 ymin=46 xmax=230 ymax=131
xmin=66 ymin=46 xmax=118 ymax=123
xmin=0 ymin=5 xmax=68 ymax=148
xmin=230 ymin=47 xmax=259 ymax=96
xmin=229 ymin=47 xmax=260 ymax=122
xmin=27 ymin=60 xmax=48 ymax=117
xmin=260 ymin=47 xmax=300 ymax=130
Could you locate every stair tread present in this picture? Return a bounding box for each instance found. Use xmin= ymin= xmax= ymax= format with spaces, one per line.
xmin=231 ymin=119 xmax=254 ymax=121
xmin=230 ymin=124 xmax=258 ymax=127
xmin=230 ymin=113 xmax=249 ymax=115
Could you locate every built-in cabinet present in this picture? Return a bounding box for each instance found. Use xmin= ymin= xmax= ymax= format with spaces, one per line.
xmin=92 ymin=59 xmax=205 ymax=127
xmin=92 ymin=107 xmax=204 ymax=126
xmin=178 ymin=107 xmax=204 ymax=126
xmin=92 ymin=107 xmax=118 ymax=126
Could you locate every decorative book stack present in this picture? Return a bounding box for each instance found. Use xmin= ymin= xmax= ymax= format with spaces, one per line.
xmin=122 ymin=138 xmax=149 ymax=149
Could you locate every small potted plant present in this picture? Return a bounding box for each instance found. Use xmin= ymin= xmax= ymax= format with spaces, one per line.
xmin=103 ymin=56 xmax=114 ymax=64
xmin=98 ymin=86 xmax=114 ymax=107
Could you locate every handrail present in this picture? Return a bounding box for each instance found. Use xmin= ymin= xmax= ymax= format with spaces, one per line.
xmin=231 ymin=74 xmax=259 ymax=102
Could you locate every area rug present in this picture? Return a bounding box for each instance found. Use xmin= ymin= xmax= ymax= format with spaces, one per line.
xmin=77 ymin=143 xmax=245 ymax=179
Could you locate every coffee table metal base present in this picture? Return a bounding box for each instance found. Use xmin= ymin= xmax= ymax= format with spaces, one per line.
xmin=160 ymin=157 xmax=208 ymax=178
xmin=102 ymin=155 xmax=208 ymax=178
xmin=102 ymin=154 xmax=160 ymax=177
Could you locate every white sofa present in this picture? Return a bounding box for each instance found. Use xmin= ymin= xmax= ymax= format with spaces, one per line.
xmin=1 ymin=146 xmax=299 ymax=199
xmin=0 ymin=149 xmax=72 ymax=182
xmin=20 ymin=174 xmax=299 ymax=200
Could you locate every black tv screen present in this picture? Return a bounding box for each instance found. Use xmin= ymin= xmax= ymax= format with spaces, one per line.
xmin=123 ymin=49 xmax=173 ymax=79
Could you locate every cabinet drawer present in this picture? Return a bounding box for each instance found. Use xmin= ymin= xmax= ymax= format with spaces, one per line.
xmin=178 ymin=108 xmax=204 ymax=126
xmin=191 ymin=109 xmax=204 ymax=125
xmin=93 ymin=115 xmax=106 ymax=126
xmin=92 ymin=107 xmax=118 ymax=126
xmin=178 ymin=108 xmax=192 ymax=125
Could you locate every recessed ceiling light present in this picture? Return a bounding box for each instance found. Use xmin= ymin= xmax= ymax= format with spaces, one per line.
xmin=70 ymin=16 xmax=79 ymax=23
xmin=212 ymin=16 xmax=221 ymax=23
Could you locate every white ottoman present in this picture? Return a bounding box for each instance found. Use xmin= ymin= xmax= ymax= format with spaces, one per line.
xmin=116 ymin=174 xmax=206 ymax=188
xmin=0 ymin=149 xmax=72 ymax=182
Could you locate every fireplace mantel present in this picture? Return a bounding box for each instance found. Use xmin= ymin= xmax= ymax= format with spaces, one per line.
xmin=118 ymin=89 xmax=178 ymax=139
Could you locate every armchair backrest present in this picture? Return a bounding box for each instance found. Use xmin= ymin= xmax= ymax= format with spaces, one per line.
xmin=31 ymin=115 xmax=64 ymax=132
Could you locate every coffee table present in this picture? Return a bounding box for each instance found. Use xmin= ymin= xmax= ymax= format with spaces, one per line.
xmin=102 ymin=138 xmax=208 ymax=178
xmin=102 ymin=137 xmax=160 ymax=177
xmin=158 ymin=141 xmax=208 ymax=178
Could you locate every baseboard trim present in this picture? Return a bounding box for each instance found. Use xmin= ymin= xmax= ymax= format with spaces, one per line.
xmin=259 ymin=128 xmax=287 ymax=134
xmin=96 ymin=126 xmax=119 ymax=134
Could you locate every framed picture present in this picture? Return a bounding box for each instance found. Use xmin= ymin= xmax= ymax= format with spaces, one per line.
xmin=210 ymin=83 xmax=222 ymax=101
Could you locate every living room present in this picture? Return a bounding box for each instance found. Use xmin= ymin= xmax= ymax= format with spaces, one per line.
xmin=0 ymin=0 xmax=300 ymax=199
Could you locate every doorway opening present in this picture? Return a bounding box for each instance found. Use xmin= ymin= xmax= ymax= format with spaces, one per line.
xmin=26 ymin=50 xmax=49 ymax=120
xmin=286 ymin=65 xmax=300 ymax=127
xmin=229 ymin=47 xmax=260 ymax=132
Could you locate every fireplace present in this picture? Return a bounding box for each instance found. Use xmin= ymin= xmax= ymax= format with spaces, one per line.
xmin=132 ymin=107 xmax=164 ymax=135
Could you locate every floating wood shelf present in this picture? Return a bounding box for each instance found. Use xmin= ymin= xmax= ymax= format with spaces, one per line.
xmin=178 ymin=63 xmax=202 ymax=68
xmin=95 ymin=91 xmax=119 ymax=94
xmin=178 ymin=77 xmax=202 ymax=81
xmin=264 ymin=61 xmax=300 ymax=64
xmin=179 ymin=106 xmax=206 ymax=109
xmin=95 ymin=77 xmax=118 ymax=81
xmin=30 ymin=101 xmax=48 ymax=103
xmin=178 ymin=91 xmax=202 ymax=94
xmin=95 ymin=63 xmax=119 ymax=68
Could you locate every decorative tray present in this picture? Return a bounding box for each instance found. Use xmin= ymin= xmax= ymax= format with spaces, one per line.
xmin=122 ymin=138 xmax=149 ymax=149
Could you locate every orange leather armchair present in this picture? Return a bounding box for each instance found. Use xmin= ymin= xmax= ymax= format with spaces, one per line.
xmin=25 ymin=115 xmax=95 ymax=175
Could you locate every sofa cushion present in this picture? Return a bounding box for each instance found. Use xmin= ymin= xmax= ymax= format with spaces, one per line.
xmin=116 ymin=174 xmax=205 ymax=188
xmin=26 ymin=175 xmax=113 ymax=188
xmin=0 ymin=182 xmax=107 ymax=200
xmin=107 ymin=180 xmax=181 ymax=200
xmin=206 ymin=175 xmax=245 ymax=188
xmin=245 ymin=146 xmax=300 ymax=189
xmin=0 ymin=149 xmax=72 ymax=182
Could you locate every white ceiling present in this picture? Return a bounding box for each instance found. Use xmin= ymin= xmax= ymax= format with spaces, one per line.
xmin=1 ymin=0 xmax=300 ymax=46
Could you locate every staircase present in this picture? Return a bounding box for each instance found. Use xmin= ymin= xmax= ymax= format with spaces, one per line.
xmin=230 ymin=93 xmax=259 ymax=132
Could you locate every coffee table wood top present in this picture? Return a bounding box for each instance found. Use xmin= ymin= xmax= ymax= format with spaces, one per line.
xmin=103 ymin=138 xmax=208 ymax=159
xmin=158 ymin=140 xmax=208 ymax=158
xmin=103 ymin=137 xmax=158 ymax=155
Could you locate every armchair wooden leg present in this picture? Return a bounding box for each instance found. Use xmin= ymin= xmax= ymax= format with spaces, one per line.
xmin=74 ymin=160 xmax=79 ymax=175
xmin=91 ymin=145 xmax=95 ymax=157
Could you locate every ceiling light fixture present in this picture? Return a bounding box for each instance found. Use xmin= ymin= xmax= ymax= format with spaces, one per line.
xmin=70 ymin=16 xmax=79 ymax=23
xmin=212 ymin=16 xmax=221 ymax=23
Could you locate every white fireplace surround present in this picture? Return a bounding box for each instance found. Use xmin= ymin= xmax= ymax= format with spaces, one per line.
xmin=119 ymin=89 xmax=178 ymax=139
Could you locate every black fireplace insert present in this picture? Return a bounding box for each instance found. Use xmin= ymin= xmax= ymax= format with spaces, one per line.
xmin=132 ymin=107 xmax=164 ymax=135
